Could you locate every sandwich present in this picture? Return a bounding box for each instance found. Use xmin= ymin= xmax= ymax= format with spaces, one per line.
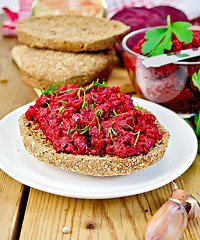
xmin=19 ymin=80 xmax=170 ymax=177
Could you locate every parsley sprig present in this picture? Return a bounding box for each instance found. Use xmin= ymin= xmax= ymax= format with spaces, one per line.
xmin=186 ymin=70 xmax=200 ymax=153
xmin=185 ymin=113 xmax=200 ymax=154
xmin=192 ymin=69 xmax=200 ymax=91
xmin=141 ymin=15 xmax=192 ymax=57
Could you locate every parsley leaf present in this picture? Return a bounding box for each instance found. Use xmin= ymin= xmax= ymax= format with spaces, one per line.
xmin=195 ymin=112 xmax=200 ymax=137
xmin=171 ymin=21 xmax=192 ymax=43
xmin=141 ymin=15 xmax=192 ymax=56
xmin=192 ymin=70 xmax=200 ymax=91
xmin=141 ymin=28 xmax=167 ymax=56
xmin=185 ymin=113 xmax=200 ymax=154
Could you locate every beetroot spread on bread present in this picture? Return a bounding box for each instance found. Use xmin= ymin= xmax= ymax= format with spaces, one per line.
xmin=25 ymin=81 xmax=164 ymax=158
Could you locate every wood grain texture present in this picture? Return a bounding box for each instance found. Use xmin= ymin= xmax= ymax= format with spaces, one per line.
xmin=0 ymin=15 xmax=36 ymax=240
xmin=19 ymin=155 xmax=200 ymax=240
xmin=0 ymin=173 xmax=25 ymax=240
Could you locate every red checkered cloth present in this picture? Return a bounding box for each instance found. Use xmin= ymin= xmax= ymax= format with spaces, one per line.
xmin=2 ymin=0 xmax=33 ymax=37
xmin=106 ymin=0 xmax=180 ymax=18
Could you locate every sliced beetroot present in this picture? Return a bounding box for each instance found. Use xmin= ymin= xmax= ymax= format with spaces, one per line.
xmin=152 ymin=6 xmax=189 ymax=23
xmin=111 ymin=7 xmax=163 ymax=32
xmin=191 ymin=16 xmax=200 ymax=25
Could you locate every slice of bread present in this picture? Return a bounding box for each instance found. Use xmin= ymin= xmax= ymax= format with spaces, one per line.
xmin=19 ymin=113 xmax=170 ymax=177
xmin=21 ymin=46 xmax=114 ymax=89
xmin=16 ymin=14 xmax=130 ymax=52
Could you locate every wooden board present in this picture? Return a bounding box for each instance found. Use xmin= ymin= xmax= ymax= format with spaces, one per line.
xmin=0 ymin=17 xmax=36 ymax=239
xmin=19 ymin=155 xmax=200 ymax=240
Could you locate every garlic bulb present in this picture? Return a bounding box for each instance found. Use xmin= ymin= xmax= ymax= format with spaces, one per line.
xmin=145 ymin=198 xmax=188 ymax=240
xmin=171 ymin=182 xmax=200 ymax=220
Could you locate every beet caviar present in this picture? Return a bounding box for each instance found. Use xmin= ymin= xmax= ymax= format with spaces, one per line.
xmin=25 ymin=81 xmax=163 ymax=158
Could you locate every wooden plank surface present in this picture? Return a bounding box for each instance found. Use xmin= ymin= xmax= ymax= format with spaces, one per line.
xmin=19 ymin=155 xmax=200 ymax=240
xmin=0 ymin=14 xmax=200 ymax=240
xmin=0 ymin=15 xmax=37 ymax=240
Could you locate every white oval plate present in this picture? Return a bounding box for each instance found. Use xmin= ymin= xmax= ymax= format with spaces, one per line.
xmin=0 ymin=97 xmax=197 ymax=199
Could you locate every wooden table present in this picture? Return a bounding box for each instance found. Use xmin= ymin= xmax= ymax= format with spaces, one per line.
xmin=0 ymin=15 xmax=200 ymax=240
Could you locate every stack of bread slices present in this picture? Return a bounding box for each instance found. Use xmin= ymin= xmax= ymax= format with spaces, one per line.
xmin=16 ymin=14 xmax=130 ymax=90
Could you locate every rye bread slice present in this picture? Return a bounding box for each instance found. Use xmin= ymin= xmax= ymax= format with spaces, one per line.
xmin=21 ymin=46 xmax=114 ymax=89
xmin=16 ymin=14 xmax=130 ymax=52
xmin=19 ymin=112 xmax=170 ymax=177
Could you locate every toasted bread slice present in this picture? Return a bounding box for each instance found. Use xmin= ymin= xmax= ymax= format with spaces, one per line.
xmin=19 ymin=113 xmax=170 ymax=177
xmin=21 ymin=46 xmax=114 ymax=89
xmin=16 ymin=14 xmax=130 ymax=52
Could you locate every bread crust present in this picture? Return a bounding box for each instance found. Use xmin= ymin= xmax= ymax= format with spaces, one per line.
xmin=19 ymin=113 xmax=170 ymax=177
xmin=21 ymin=47 xmax=114 ymax=89
xmin=16 ymin=15 xmax=130 ymax=52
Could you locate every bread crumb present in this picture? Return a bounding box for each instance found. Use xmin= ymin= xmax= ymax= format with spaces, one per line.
xmin=62 ymin=226 xmax=69 ymax=234
xmin=85 ymin=218 xmax=95 ymax=229
xmin=0 ymin=78 xmax=8 ymax=83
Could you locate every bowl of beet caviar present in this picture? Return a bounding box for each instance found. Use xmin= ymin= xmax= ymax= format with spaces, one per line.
xmin=122 ymin=26 xmax=200 ymax=114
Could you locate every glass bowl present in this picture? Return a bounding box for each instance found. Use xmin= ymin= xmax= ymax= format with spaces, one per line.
xmin=122 ymin=26 xmax=200 ymax=115
xmin=31 ymin=0 xmax=107 ymax=18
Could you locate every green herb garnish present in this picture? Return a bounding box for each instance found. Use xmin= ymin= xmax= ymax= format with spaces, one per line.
xmin=56 ymin=106 xmax=72 ymax=113
xmin=185 ymin=113 xmax=200 ymax=153
xmin=94 ymin=109 xmax=103 ymax=134
xmin=85 ymin=82 xmax=94 ymax=91
xmin=192 ymin=70 xmax=200 ymax=91
xmin=56 ymin=106 xmax=66 ymax=113
xmin=95 ymin=116 xmax=101 ymax=134
xmin=70 ymin=124 xmax=78 ymax=133
xmin=118 ymin=93 xmax=121 ymax=98
xmin=58 ymin=100 xmax=68 ymax=104
xmin=133 ymin=104 xmax=143 ymax=114
xmin=132 ymin=130 xmax=141 ymax=147
xmin=112 ymin=109 xmax=118 ymax=116
xmin=112 ymin=110 xmax=127 ymax=117
xmin=131 ymin=113 xmax=135 ymax=125
xmin=89 ymin=104 xmax=95 ymax=110
xmin=60 ymin=89 xmax=74 ymax=94
xmin=45 ymin=102 xmax=51 ymax=109
xmin=79 ymin=118 xmax=95 ymax=134
xmin=42 ymin=96 xmax=50 ymax=100
xmin=194 ymin=113 xmax=200 ymax=153
xmin=94 ymin=108 xmax=103 ymax=117
xmin=77 ymin=87 xmax=84 ymax=99
xmin=82 ymin=99 xmax=88 ymax=111
xmin=67 ymin=126 xmax=71 ymax=135
xmin=176 ymin=53 xmax=190 ymax=58
xmin=94 ymin=79 xmax=107 ymax=87
xmin=141 ymin=15 xmax=192 ymax=56
xmin=109 ymin=127 xmax=117 ymax=141
xmin=79 ymin=125 xmax=90 ymax=135
xmin=124 ymin=124 xmax=133 ymax=130
xmin=91 ymin=92 xmax=95 ymax=101
xmin=40 ymin=81 xmax=61 ymax=96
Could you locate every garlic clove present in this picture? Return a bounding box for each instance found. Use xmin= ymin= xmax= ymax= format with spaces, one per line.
xmin=145 ymin=198 xmax=188 ymax=240
xmin=171 ymin=182 xmax=200 ymax=220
